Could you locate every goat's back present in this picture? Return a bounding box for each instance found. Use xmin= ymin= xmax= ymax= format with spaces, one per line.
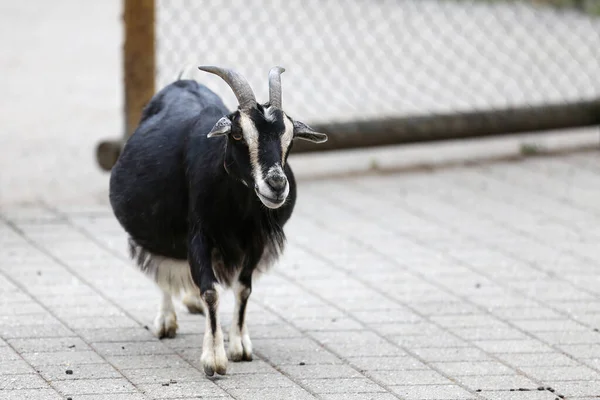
xmin=109 ymin=80 xmax=229 ymax=258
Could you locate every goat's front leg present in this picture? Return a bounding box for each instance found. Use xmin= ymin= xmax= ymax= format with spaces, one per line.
xmin=228 ymin=272 xmax=253 ymax=361
xmin=189 ymin=235 xmax=227 ymax=376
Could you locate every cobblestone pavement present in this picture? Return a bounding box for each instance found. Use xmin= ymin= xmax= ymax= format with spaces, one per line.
xmin=2 ymin=150 xmax=600 ymax=399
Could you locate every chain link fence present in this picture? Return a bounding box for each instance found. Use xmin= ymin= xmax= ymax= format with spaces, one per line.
xmin=156 ymin=0 xmax=600 ymax=130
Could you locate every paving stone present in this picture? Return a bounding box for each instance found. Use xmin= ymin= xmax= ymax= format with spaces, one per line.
xmin=490 ymin=307 xmax=564 ymax=321
xmin=450 ymin=327 xmax=531 ymax=341
xmin=0 ymin=346 xmax=20 ymax=361
xmin=457 ymin=374 xmax=539 ymax=391
xmin=0 ymin=313 xmax=61 ymax=327
xmin=511 ymin=319 xmax=589 ymax=332
xmin=225 ymin=359 xmax=279 ymax=375
xmin=0 ymin=359 xmax=36 ymax=375
xmin=474 ymin=340 xmax=554 ymax=354
xmin=20 ymin=350 xmax=106 ymax=367
xmin=218 ymin=373 xmax=297 ymax=389
xmin=65 ymin=316 xmax=141 ymax=330
xmin=351 ymin=310 xmax=423 ymax=324
xmin=371 ymin=322 xmax=444 ymax=337
xmin=66 ymin=395 xmax=150 ymax=400
xmin=91 ymin=341 xmax=175 ymax=357
xmin=432 ymin=361 xmax=516 ymax=376
xmin=0 ymin=324 xmax=76 ymax=339
xmin=391 ymin=333 xmax=469 ymax=349
xmin=495 ymin=352 xmax=580 ymax=367
xmin=478 ymin=391 xmax=559 ymax=400
xmin=105 ymin=354 xmax=190 ymax=370
xmin=119 ymin=366 xmax=205 ymax=384
xmin=522 ymin=365 xmax=600 ymax=381
xmin=0 ymin=302 xmax=47 ymax=316
xmin=0 ymin=374 xmax=48 ymax=390
xmin=138 ymin=382 xmax=231 ymax=398
xmin=368 ymin=369 xmax=452 ymax=386
xmin=52 ymin=378 xmax=138 ymax=396
xmin=411 ymin=347 xmax=492 ymax=362
xmin=36 ymin=363 xmax=122 ymax=381
xmin=226 ymin=386 xmax=316 ymax=400
xmin=558 ymin=344 xmax=600 ymax=359
xmin=298 ymin=378 xmax=386 ymax=393
xmin=7 ymin=337 xmax=90 ymax=353
xmin=242 ymin=323 xmax=303 ymax=338
xmin=319 ymin=394 xmax=397 ymax=400
xmin=310 ymin=331 xmax=404 ymax=357
xmin=279 ymin=363 xmax=364 ymax=379
xmin=534 ymin=330 xmax=600 ymax=345
xmin=390 ymin=384 xmax=477 ymax=399
xmin=75 ymin=327 xmax=156 ymax=343
xmin=299 ymin=317 xmax=364 ymax=332
xmin=252 ymin=338 xmax=343 ymax=365
xmin=543 ymin=381 xmax=600 ymax=397
xmin=0 ymin=388 xmax=62 ymax=400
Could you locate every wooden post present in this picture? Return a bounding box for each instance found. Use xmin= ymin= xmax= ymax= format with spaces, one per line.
xmin=123 ymin=0 xmax=155 ymax=137
xmin=96 ymin=0 xmax=155 ymax=171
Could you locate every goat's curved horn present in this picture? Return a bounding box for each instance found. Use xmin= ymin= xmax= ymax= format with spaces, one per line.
xmin=198 ymin=66 xmax=257 ymax=109
xmin=268 ymin=66 xmax=285 ymax=109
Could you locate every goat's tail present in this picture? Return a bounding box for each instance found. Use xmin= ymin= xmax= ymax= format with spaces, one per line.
xmin=177 ymin=63 xmax=198 ymax=81
xmin=128 ymin=238 xmax=198 ymax=296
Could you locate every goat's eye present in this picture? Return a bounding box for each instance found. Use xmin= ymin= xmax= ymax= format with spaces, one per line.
xmin=232 ymin=132 xmax=243 ymax=141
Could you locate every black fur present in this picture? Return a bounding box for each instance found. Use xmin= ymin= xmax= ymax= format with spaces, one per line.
xmin=109 ymin=79 xmax=296 ymax=290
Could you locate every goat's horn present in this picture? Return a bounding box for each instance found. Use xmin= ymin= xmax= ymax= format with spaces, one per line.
xmin=268 ymin=66 xmax=285 ymax=109
xmin=198 ymin=66 xmax=257 ymax=109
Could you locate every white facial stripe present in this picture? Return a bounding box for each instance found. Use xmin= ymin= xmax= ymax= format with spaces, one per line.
xmin=281 ymin=117 xmax=294 ymax=166
xmin=239 ymin=110 xmax=291 ymax=210
xmin=238 ymin=113 xmax=262 ymax=182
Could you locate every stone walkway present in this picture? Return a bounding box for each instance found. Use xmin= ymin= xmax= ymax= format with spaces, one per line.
xmin=2 ymin=150 xmax=600 ymax=400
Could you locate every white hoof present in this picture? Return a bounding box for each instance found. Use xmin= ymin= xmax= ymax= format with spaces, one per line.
xmin=228 ymin=329 xmax=253 ymax=361
xmin=154 ymin=311 xmax=177 ymax=339
xmin=201 ymin=327 xmax=228 ymax=376
xmin=201 ymin=342 xmax=228 ymax=376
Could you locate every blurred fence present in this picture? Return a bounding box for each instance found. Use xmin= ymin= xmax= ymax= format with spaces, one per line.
xmin=97 ymin=0 xmax=600 ymax=169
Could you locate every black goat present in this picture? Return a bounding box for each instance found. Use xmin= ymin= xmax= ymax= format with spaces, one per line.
xmin=109 ymin=66 xmax=327 ymax=376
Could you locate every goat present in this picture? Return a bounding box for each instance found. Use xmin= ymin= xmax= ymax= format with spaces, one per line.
xmin=109 ymin=66 xmax=327 ymax=376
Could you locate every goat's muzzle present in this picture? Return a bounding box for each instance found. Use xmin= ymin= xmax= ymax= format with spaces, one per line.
xmin=254 ymin=173 xmax=289 ymax=209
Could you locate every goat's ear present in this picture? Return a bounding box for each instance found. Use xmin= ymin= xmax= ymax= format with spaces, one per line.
xmin=207 ymin=117 xmax=232 ymax=138
xmin=293 ymin=120 xmax=328 ymax=143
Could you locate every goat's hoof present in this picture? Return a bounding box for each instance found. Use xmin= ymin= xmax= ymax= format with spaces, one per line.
xmin=215 ymin=344 xmax=228 ymax=374
xmin=203 ymin=363 xmax=215 ymax=377
xmin=182 ymin=294 xmax=205 ymax=315
xmin=228 ymin=332 xmax=253 ymax=362
xmin=201 ymin=352 xmax=228 ymax=376
xmin=154 ymin=311 xmax=178 ymax=339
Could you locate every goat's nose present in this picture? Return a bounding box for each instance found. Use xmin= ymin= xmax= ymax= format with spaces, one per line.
xmin=266 ymin=175 xmax=287 ymax=193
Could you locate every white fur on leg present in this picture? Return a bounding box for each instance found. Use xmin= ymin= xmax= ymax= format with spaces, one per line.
xmin=200 ymin=289 xmax=228 ymax=376
xmin=228 ymin=284 xmax=252 ymax=361
xmin=154 ymin=291 xmax=178 ymax=339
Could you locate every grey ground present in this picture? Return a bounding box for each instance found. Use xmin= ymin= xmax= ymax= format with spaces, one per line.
xmin=3 ymin=152 xmax=600 ymax=400
xmin=2 ymin=0 xmax=600 ymax=399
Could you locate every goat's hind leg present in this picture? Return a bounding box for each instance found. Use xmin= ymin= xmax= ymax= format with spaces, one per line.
xmin=182 ymin=293 xmax=205 ymax=315
xmin=129 ymin=239 xmax=193 ymax=339
xmin=154 ymin=290 xmax=178 ymax=338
